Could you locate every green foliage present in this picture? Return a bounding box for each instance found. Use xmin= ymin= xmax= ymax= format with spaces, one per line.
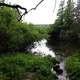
xmin=46 ymin=55 xmax=60 ymax=65
xmin=48 ymin=0 xmax=80 ymax=49
xmin=26 ymin=24 xmax=49 ymax=41
xmin=0 ymin=53 xmax=57 ymax=80
xmin=65 ymin=54 xmax=80 ymax=80
xmin=0 ymin=7 xmax=49 ymax=52
xmin=0 ymin=6 xmax=52 ymax=80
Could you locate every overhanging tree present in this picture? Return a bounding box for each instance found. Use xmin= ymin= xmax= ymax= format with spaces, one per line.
xmin=0 ymin=0 xmax=44 ymax=21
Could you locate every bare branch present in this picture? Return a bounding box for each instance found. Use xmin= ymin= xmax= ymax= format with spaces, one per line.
xmin=19 ymin=0 xmax=44 ymax=21
xmin=0 ymin=0 xmax=44 ymax=21
xmin=27 ymin=0 xmax=44 ymax=13
xmin=0 ymin=3 xmax=27 ymax=12
xmin=0 ymin=3 xmax=28 ymax=21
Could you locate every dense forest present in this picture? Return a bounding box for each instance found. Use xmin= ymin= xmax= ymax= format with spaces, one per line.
xmin=0 ymin=0 xmax=80 ymax=80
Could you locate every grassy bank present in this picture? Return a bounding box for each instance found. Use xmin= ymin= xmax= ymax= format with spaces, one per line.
xmin=65 ymin=54 xmax=80 ymax=80
xmin=0 ymin=52 xmax=57 ymax=80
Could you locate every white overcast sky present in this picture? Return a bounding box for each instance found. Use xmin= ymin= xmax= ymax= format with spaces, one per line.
xmin=5 ymin=0 xmax=77 ymax=24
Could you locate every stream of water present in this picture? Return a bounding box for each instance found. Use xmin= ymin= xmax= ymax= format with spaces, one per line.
xmin=31 ymin=39 xmax=55 ymax=57
xmin=31 ymin=39 xmax=69 ymax=80
xmin=57 ymin=61 xmax=69 ymax=80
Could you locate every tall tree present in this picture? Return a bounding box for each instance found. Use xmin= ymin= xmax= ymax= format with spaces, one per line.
xmin=73 ymin=0 xmax=80 ymax=23
xmin=57 ymin=0 xmax=65 ymax=27
xmin=62 ymin=0 xmax=74 ymax=30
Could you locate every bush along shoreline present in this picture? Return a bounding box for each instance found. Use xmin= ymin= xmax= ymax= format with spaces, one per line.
xmin=0 ymin=52 xmax=58 ymax=80
xmin=0 ymin=7 xmax=58 ymax=80
xmin=65 ymin=54 xmax=80 ymax=80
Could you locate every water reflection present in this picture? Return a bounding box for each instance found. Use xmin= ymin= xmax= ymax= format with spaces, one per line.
xmin=31 ymin=39 xmax=55 ymax=57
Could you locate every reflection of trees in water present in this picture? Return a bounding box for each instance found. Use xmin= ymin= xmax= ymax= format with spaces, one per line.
xmin=47 ymin=39 xmax=80 ymax=56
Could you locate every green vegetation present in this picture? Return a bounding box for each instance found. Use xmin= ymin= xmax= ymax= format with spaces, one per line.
xmin=0 ymin=53 xmax=57 ymax=80
xmin=65 ymin=54 xmax=80 ymax=80
xmin=2 ymin=1 xmax=80 ymax=80
xmin=48 ymin=0 xmax=80 ymax=54
xmin=47 ymin=1 xmax=80 ymax=79
xmin=0 ymin=6 xmax=57 ymax=80
xmin=48 ymin=0 xmax=75 ymax=45
xmin=0 ymin=7 xmax=49 ymax=52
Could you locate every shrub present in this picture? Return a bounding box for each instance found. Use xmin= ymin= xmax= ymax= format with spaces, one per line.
xmin=0 ymin=7 xmax=49 ymax=52
xmin=0 ymin=53 xmax=57 ymax=80
xmin=65 ymin=54 xmax=80 ymax=80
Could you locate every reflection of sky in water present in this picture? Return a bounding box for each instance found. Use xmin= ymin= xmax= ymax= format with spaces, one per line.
xmin=31 ymin=39 xmax=55 ymax=57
